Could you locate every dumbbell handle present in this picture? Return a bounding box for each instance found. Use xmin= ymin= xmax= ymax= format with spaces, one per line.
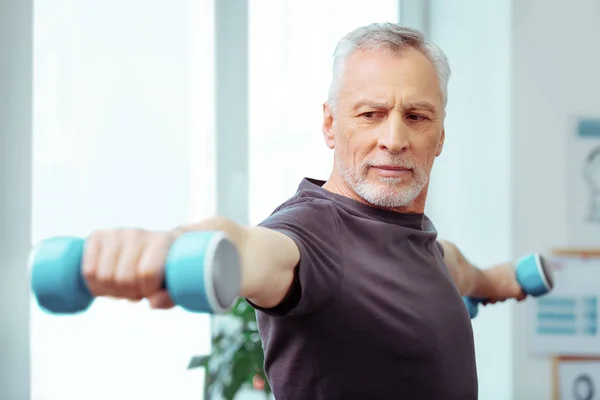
xmin=464 ymin=253 xmax=554 ymax=319
xmin=30 ymin=231 xmax=241 ymax=315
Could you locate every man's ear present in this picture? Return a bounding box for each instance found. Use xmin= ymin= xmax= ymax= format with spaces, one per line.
xmin=436 ymin=128 xmax=445 ymax=157
xmin=322 ymin=102 xmax=335 ymax=149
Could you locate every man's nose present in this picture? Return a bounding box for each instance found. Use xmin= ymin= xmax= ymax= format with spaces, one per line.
xmin=378 ymin=117 xmax=409 ymax=153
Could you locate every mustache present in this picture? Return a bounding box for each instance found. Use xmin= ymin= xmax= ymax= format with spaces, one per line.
xmin=364 ymin=158 xmax=417 ymax=169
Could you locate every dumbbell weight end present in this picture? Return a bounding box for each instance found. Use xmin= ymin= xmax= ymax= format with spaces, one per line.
xmin=30 ymin=236 xmax=92 ymax=314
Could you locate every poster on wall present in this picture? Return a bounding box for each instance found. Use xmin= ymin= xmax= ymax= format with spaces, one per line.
xmin=567 ymin=117 xmax=600 ymax=248
xmin=528 ymin=253 xmax=600 ymax=356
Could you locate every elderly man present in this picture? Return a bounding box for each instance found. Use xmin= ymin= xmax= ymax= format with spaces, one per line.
xmin=82 ymin=23 xmax=524 ymax=399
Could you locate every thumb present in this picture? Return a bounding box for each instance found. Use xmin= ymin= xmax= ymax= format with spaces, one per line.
xmin=148 ymin=290 xmax=175 ymax=309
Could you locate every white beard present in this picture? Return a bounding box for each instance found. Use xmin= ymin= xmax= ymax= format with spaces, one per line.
xmin=335 ymin=150 xmax=429 ymax=208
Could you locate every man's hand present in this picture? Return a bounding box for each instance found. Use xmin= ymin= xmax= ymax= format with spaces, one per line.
xmin=82 ymin=228 xmax=179 ymax=309
xmin=473 ymin=262 xmax=527 ymax=305
xmin=82 ymin=217 xmax=246 ymax=309
xmin=438 ymin=240 xmax=526 ymax=304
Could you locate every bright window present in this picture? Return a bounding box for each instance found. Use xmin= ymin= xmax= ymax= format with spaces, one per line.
xmin=31 ymin=1 xmax=214 ymax=399
xmin=248 ymin=0 xmax=400 ymax=224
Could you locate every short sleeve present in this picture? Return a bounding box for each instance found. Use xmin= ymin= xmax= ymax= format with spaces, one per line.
xmin=436 ymin=241 xmax=445 ymax=257
xmin=248 ymin=198 xmax=344 ymax=317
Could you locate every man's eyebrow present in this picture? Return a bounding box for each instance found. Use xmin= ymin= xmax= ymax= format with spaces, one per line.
xmin=351 ymin=99 xmax=438 ymax=114
xmin=405 ymin=101 xmax=438 ymax=114
xmin=351 ymin=100 xmax=390 ymax=111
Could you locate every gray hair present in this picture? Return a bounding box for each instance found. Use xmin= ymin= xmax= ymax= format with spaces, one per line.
xmin=327 ymin=22 xmax=451 ymax=113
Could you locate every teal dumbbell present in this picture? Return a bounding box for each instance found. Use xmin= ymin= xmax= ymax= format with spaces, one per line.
xmin=30 ymin=231 xmax=241 ymax=315
xmin=464 ymin=253 xmax=554 ymax=318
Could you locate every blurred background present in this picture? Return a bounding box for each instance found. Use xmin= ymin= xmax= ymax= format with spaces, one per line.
xmin=2 ymin=0 xmax=600 ymax=399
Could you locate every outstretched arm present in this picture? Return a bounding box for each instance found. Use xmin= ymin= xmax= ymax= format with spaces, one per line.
xmin=437 ymin=240 xmax=526 ymax=302
xmin=81 ymin=200 xmax=341 ymax=314
xmin=175 ymin=218 xmax=301 ymax=309
xmin=81 ymin=217 xmax=301 ymax=311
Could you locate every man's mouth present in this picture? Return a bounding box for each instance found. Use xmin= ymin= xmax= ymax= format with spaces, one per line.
xmin=370 ymin=165 xmax=413 ymax=178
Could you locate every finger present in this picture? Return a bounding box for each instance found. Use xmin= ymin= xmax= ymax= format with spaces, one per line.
xmin=82 ymin=231 xmax=108 ymax=297
xmin=148 ymin=291 xmax=175 ymax=309
xmin=137 ymin=233 xmax=175 ymax=298
xmin=113 ymin=229 xmax=146 ymax=300
xmin=94 ymin=231 xmax=122 ymax=297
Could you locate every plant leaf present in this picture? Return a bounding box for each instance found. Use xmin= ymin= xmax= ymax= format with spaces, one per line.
xmin=222 ymin=353 xmax=253 ymax=400
xmin=194 ymin=297 xmax=270 ymax=399
xmin=187 ymin=355 xmax=210 ymax=370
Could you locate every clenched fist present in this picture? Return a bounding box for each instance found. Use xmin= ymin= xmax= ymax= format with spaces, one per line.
xmin=82 ymin=228 xmax=178 ymax=309
xmin=81 ymin=217 xmax=246 ymax=309
xmin=478 ymin=262 xmax=527 ymax=304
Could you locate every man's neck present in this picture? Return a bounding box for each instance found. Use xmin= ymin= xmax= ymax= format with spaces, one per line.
xmin=321 ymin=175 xmax=366 ymax=205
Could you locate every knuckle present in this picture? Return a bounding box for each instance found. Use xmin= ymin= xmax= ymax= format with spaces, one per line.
xmin=113 ymin=273 xmax=135 ymax=289
xmin=138 ymin=262 xmax=157 ymax=279
xmin=137 ymin=269 xmax=161 ymax=295
xmin=138 ymin=266 xmax=160 ymax=281
xmin=82 ymin=266 xmax=97 ymax=282
xmin=95 ymin=271 xmax=113 ymax=285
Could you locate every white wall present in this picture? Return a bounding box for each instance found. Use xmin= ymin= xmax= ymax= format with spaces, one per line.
xmin=512 ymin=0 xmax=600 ymax=398
xmin=427 ymin=1 xmax=514 ymax=399
xmin=0 ymin=1 xmax=32 ymax=399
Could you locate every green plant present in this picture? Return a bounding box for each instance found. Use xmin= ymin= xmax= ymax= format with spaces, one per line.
xmin=188 ymin=298 xmax=271 ymax=400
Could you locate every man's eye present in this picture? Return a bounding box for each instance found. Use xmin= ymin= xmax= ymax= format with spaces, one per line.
xmin=361 ymin=111 xmax=381 ymax=119
xmin=407 ymin=114 xmax=428 ymax=121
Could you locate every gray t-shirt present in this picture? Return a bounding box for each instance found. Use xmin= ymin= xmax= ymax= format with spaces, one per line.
xmin=250 ymin=178 xmax=477 ymax=399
